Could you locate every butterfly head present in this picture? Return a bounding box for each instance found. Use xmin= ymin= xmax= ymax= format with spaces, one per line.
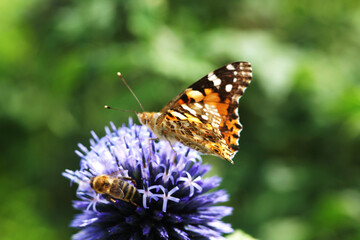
xmin=137 ymin=112 xmax=160 ymax=131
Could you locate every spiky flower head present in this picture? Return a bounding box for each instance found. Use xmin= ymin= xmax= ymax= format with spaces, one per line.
xmin=63 ymin=119 xmax=233 ymax=240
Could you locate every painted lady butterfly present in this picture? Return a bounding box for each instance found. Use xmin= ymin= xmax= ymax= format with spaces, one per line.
xmin=136 ymin=61 xmax=252 ymax=164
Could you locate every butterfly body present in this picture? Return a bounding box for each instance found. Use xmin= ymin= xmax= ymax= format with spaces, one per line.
xmin=136 ymin=61 xmax=252 ymax=164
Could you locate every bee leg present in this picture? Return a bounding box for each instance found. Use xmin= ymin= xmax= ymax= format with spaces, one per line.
xmin=119 ymin=177 xmax=137 ymax=186
xmin=129 ymin=200 xmax=138 ymax=206
xmin=130 ymin=179 xmax=137 ymax=186
xmin=105 ymin=195 xmax=116 ymax=203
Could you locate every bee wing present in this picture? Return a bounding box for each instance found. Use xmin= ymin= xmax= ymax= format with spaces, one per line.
xmin=108 ymin=169 xmax=129 ymax=178
xmin=110 ymin=183 xmax=125 ymax=199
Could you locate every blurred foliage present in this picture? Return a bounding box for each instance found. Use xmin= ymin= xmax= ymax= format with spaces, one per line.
xmin=1 ymin=0 xmax=360 ymax=239
xmin=227 ymin=229 xmax=258 ymax=240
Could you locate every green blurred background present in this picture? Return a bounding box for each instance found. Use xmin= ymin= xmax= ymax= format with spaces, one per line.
xmin=1 ymin=0 xmax=360 ymax=239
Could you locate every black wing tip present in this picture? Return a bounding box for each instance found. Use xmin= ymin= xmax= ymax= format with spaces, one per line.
xmin=231 ymin=61 xmax=251 ymax=66
xmin=230 ymin=144 xmax=240 ymax=150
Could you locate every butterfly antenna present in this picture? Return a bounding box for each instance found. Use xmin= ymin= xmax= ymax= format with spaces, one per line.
xmin=104 ymin=105 xmax=138 ymax=114
xmin=117 ymin=72 xmax=145 ymax=113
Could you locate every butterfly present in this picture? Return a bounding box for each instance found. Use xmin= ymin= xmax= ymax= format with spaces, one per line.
xmin=135 ymin=61 xmax=252 ymax=164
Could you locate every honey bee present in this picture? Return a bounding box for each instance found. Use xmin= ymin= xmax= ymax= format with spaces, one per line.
xmin=90 ymin=172 xmax=140 ymax=206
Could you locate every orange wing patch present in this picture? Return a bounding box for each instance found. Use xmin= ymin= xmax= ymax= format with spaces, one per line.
xmin=221 ymin=118 xmax=242 ymax=151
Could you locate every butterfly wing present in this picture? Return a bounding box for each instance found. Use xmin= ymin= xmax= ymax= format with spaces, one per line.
xmin=160 ymin=61 xmax=252 ymax=160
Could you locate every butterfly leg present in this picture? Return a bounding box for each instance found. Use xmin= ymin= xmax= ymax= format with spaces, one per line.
xmin=148 ymin=136 xmax=177 ymax=164
xmin=147 ymin=137 xmax=159 ymax=165
xmin=166 ymin=139 xmax=177 ymax=165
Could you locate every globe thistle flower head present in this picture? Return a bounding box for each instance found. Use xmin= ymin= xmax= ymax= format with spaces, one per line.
xmin=63 ymin=119 xmax=233 ymax=240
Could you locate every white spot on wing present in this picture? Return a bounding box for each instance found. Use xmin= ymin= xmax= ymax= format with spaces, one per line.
xmin=181 ymin=105 xmax=197 ymax=115
xmin=225 ymin=84 xmax=233 ymax=92
xmin=226 ymin=64 xmax=235 ymax=70
xmin=208 ymin=73 xmax=217 ymax=81
xmin=233 ymin=78 xmax=237 ymax=82
xmin=201 ymin=115 xmax=208 ymax=120
xmin=241 ymin=86 xmax=247 ymax=94
xmin=213 ymin=79 xmax=221 ymax=86
xmin=208 ymin=73 xmax=221 ymax=88
xmin=194 ymin=103 xmax=202 ymax=108
xmin=172 ymin=111 xmax=187 ymax=120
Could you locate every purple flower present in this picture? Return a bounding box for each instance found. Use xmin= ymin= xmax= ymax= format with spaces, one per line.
xmin=63 ymin=119 xmax=233 ymax=240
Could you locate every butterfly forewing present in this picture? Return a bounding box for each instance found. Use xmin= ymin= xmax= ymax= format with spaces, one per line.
xmin=153 ymin=61 xmax=252 ymax=163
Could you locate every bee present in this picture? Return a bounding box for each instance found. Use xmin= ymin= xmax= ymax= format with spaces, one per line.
xmin=90 ymin=172 xmax=140 ymax=206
